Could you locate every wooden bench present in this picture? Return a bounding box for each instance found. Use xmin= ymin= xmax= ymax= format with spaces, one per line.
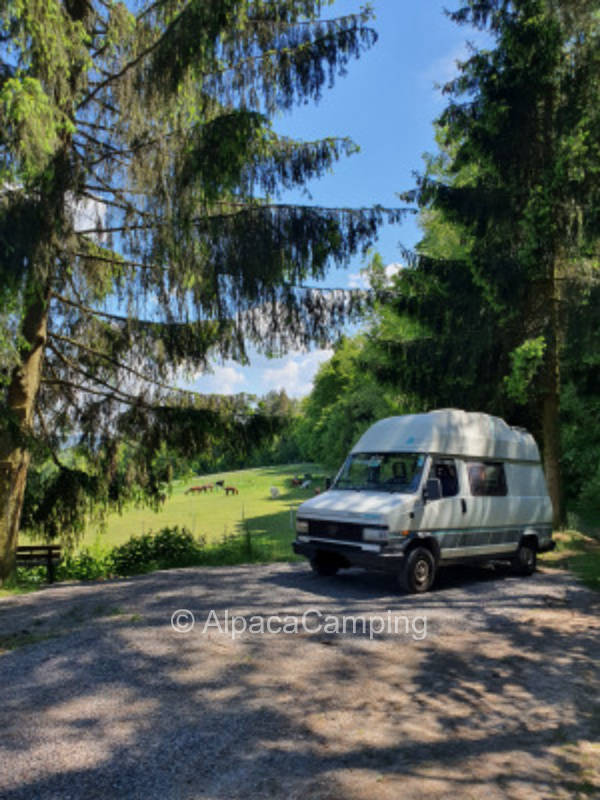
xmin=16 ymin=545 xmax=62 ymax=583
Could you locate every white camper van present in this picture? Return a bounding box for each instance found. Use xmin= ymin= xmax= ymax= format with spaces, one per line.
xmin=293 ymin=410 xmax=554 ymax=593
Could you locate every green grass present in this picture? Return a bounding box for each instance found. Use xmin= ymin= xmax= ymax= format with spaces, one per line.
xmin=20 ymin=462 xmax=325 ymax=561
xmin=0 ymin=630 xmax=60 ymax=652
xmin=539 ymin=529 xmax=600 ymax=591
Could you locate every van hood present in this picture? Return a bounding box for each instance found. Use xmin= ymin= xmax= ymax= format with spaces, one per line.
xmin=297 ymin=489 xmax=416 ymax=525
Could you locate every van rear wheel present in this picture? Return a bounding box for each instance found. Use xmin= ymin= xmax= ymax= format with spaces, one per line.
xmin=512 ymin=541 xmax=537 ymax=576
xmin=401 ymin=547 xmax=436 ymax=593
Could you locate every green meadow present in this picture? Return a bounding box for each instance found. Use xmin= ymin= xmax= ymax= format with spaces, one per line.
xmin=73 ymin=463 xmax=325 ymax=560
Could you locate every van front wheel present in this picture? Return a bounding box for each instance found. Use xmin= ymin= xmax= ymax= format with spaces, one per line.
xmin=512 ymin=541 xmax=537 ymax=576
xmin=401 ymin=547 xmax=436 ymax=593
xmin=310 ymin=553 xmax=339 ymax=577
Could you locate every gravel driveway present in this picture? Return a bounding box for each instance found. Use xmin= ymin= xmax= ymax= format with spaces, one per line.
xmin=1 ymin=563 xmax=599 ymax=800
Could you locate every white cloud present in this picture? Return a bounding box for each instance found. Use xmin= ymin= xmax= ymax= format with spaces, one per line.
xmin=385 ymin=262 xmax=402 ymax=280
xmin=347 ymin=271 xmax=369 ymax=289
xmin=261 ymin=349 xmax=334 ymax=398
xmin=192 ymin=364 xmax=247 ymax=395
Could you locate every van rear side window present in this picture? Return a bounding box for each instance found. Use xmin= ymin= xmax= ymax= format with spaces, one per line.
xmin=467 ymin=461 xmax=507 ymax=496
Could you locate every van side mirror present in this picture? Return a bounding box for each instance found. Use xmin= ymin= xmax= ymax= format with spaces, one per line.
xmin=423 ymin=478 xmax=442 ymax=503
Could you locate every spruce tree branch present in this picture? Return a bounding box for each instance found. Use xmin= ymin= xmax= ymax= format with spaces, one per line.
xmin=53 ymin=293 xmax=144 ymax=323
xmin=76 ymin=126 xmax=119 ymax=150
xmin=42 ymin=377 xmax=140 ymax=405
xmin=77 ymin=119 xmax=120 ymax=133
xmin=245 ymin=15 xmax=358 ymax=29
xmin=48 ymin=331 xmax=208 ymax=398
xmin=76 ymin=6 xmax=187 ymax=111
xmin=199 ymin=28 xmax=372 ymax=80
xmin=74 ymin=250 xmax=148 ymax=269
xmin=136 ymin=0 xmax=168 ymax=22
xmin=79 ymin=190 xmax=151 ymax=218
xmin=74 ymin=223 xmax=148 ymax=234
xmin=35 ymin=406 xmax=65 ymax=469
xmin=47 ymin=341 xmax=149 ymax=405
xmin=83 ymin=170 xmax=133 ymax=201
xmin=84 ymin=183 xmax=145 ymax=196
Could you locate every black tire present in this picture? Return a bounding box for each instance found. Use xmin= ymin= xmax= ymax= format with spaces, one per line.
xmin=310 ymin=554 xmax=339 ymax=577
xmin=511 ymin=540 xmax=537 ymax=576
xmin=401 ymin=547 xmax=436 ymax=593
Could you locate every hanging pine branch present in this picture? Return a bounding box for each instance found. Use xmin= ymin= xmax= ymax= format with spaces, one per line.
xmin=0 ymin=0 xmax=399 ymax=575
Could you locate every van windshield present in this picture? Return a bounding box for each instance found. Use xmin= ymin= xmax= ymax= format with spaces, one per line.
xmin=333 ymin=452 xmax=426 ymax=493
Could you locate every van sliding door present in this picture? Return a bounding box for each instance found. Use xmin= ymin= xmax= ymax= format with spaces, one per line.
xmin=462 ymin=461 xmax=518 ymax=556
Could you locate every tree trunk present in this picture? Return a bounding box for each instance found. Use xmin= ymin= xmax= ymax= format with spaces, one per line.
xmin=542 ymin=386 xmax=564 ymax=530
xmin=541 ymin=269 xmax=565 ymax=530
xmin=0 ymin=292 xmax=50 ymax=584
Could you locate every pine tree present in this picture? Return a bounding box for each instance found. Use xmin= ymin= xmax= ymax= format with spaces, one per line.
xmin=0 ymin=0 xmax=397 ymax=580
xmin=377 ymin=0 xmax=600 ymax=526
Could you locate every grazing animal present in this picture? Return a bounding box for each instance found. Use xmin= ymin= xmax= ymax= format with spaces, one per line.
xmin=301 ymin=479 xmax=311 ymax=489
xmin=269 ymin=487 xmax=280 ymax=499
xmin=291 ymin=477 xmax=302 ymax=487
xmin=205 ymin=484 xmax=213 ymax=492
xmin=215 ymin=480 xmax=225 ymax=488
xmin=225 ymin=486 xmax=239 ymax=496
xmin=185 ymin=486 xmax=204 ymax=495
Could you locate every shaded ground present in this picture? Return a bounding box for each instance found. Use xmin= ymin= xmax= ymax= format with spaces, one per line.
xmin=1 ymin=563 xmax=599 ymax=799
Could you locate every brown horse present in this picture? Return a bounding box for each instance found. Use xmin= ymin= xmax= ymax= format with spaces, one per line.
xmin=224 ymin=486 xmax=239 ymax=496
xmin=185 ymin=485 xmax=207 ymax=494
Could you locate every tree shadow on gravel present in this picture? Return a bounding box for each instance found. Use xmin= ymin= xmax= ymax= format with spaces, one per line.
xmin=263 ymin=561 xmax=597 ymax=615
xmin=0 ymin=563 xmax=598 ymax=799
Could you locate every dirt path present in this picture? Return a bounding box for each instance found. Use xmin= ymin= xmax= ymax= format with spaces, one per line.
xmin=1 ymin=563 xmax=599 ymax=799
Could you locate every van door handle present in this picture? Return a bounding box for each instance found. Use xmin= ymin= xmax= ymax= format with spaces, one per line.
xmin=461 ymin=499 xmax=467 ymax=514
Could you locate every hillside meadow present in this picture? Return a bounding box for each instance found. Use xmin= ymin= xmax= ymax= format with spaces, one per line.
xmin=22 ymin=464 xmax=327 ymax=560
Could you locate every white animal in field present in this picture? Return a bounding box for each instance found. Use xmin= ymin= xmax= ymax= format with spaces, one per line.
xmin=269 ymin=486 xmax=280 ymax=499
xmin=300 ymin=479 xmax=311 ymax=489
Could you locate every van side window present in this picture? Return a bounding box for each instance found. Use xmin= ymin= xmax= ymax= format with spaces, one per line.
xmin=467 ymin=461 xmax=507 ymax=496
xmin=428 ymin=458 xmax=459 ymax=497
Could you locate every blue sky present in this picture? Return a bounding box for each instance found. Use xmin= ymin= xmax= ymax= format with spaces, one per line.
xmin=190 ymin=1 xmax=484 ymax=400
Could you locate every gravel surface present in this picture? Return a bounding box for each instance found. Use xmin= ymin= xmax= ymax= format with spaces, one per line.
xmin=0 ymin=563 xmax=599 ymax=800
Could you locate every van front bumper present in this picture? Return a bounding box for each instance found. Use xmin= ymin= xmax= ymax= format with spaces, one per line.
xmin=293 ymin=539 xmax=406 ymax=572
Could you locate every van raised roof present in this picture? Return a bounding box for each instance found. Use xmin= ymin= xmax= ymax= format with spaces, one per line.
xmin=351 ymin=409 xmax=540 ymax=463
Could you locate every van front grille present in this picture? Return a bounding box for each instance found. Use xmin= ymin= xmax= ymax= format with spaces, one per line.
xmin=307 ymin=520 xmax=365 ymax=542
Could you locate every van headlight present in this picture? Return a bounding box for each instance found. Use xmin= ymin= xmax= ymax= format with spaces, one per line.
xmin=296 ymin=519 xmax=309 ymax=534
xmin=363 ymin=527 xmax=388 ymax=542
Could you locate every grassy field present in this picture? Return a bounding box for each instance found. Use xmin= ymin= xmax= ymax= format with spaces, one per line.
xmin=539 ymin=529 xmax=600 ymax=591
xmin=59 ymin=463 xmax=325 ymax=560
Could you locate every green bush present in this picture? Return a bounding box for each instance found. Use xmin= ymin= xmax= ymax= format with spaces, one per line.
xmin=150 ymin=526 xmax=203 ymax=565
xmin=108 ymin=526 xmax=202 ymax=575
xmin=12 ymin=524 xmax=288 ymax=590
xmin=57 ymin=550 xmax=110 ymax=581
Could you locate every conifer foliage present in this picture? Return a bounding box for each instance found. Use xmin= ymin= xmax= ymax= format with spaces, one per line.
xmin=0 ymin=0 xmax=393 ymax=578
xmin=374 ymin=0 xmax=600 ymax=526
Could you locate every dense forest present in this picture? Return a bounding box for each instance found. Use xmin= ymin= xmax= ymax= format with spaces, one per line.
xmin=269 ymin=0 xmax=600 ymax=528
